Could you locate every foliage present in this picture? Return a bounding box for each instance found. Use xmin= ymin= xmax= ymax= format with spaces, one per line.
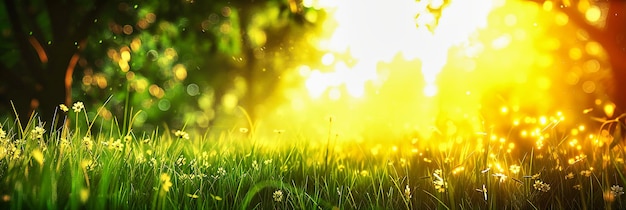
xmin=76 ymin=0 xmax=324 ymax=133
xmin=0 ymin=0 xmax=324 ymax=132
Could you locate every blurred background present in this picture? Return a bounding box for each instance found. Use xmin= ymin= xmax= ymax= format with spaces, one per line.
xmin=1 ymin=0 xmax=624 ymax=148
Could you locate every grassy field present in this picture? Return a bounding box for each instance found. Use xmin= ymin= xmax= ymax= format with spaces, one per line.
xmin=0 ymin=102 xmax=625 ymax=209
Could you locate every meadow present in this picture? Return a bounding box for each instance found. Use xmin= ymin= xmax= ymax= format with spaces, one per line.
xmin=0 ymin=101 xmax=625 ymax=210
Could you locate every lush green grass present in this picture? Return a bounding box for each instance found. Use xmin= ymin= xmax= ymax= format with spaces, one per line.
xmin=0 ymin=104 xmax=625 ymax=209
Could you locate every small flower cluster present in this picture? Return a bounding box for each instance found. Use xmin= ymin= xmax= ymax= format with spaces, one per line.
xmin=273 ymin=190 xmax=284 ymax=202
xmin=573 ymin=184 xmax=582 ymax=190
xmin=565 ymin=172 xmax=574 ymax=180
xmin=212 ymin=167 xmax=227 ymax=180
xmin=59 ymin=138 xmax=71 ymax=150
xmin=580 ymin=169 xmax=592 ymax=177
xmin=102 ymin=138 xmax=124 ymax=152
xmin=0 ymin=126 xmax=21 ymax=160
xmin=80 ymin=159 xmax=98 ymax=171
xmin=135 ymin=154 xmax=146 ymax=164
xmin=176 ymin=155 xmax=186 ymax=166
xmin=59 ymin=101 xmax=84 ymax=113
xmin=611 ymin=185 xmax=624 ymax=197
xmin=174 ymin=130 xmax=189 ymax=140
xmin=533 ymin=180 xmax=551 ymax=192
xmin=178 ymin=173 xmax=208 ymax=181
xmin=252 ymin=160 xmax=260 ymax=171
xmin=0 ymin=127 xmax=7 ymax=140
xmin=31 ymin=125 xmax=46 ymax=140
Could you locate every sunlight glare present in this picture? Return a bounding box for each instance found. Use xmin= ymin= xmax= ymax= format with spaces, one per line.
xmin=303 ymin=0 xmax=495 ymax=98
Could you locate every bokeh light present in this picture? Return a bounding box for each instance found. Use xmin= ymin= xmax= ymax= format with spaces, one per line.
xmin=256 ymin=0 xmax=614 ymax=155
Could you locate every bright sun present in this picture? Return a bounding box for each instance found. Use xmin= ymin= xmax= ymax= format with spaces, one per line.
xmin=302 ymin=0 xmax=496 ymax=98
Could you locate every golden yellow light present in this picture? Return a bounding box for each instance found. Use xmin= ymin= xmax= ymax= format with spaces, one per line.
xmin=173 ymin=64 xmax=187 ymax=81
xmin=303 ymin=0 xmax=494 ymax=99
xmin=584 ymin=5 xmax=601 ymax=23
xmin=259 ymin=0 xmax=613 ymax=152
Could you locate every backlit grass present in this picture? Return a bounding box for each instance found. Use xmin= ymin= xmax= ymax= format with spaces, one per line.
xmin=0 ymin=102 xmax=625 ymax=209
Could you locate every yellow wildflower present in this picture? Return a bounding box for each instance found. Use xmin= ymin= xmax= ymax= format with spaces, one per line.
xmin=31 ymin=126 xmax=45 ymax=140
xmin=59 ymin=104 xmax=69 ymax=112
xmin=82 ymin=136 xmax=93 ymax=151
xmin=565 ymin=172 xmax=574 ymax=180
xmin=160 ymin=173 xmax=173 ymax=194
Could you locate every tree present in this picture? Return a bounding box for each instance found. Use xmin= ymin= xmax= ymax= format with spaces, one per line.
xmin=530 ymin=0 xmax=626 ymax=114
xmin=0 ymin=0 xmax=321 ymax=131
xmin=0 ymin=0 xmax=108 ymax=126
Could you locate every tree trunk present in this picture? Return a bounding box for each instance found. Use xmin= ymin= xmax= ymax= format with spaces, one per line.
xmin=32 ymin=42 xmax=76 ymax=128
xmin=603 ymin=2 xmax=626 ymax=114
xmin=237 ymin=7 xmax=259 ymax=122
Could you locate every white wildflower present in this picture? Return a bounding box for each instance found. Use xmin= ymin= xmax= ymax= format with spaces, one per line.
xmin=273 ymin=190 xmax=283 ymax=202
xmin=217 ymin=167 xmax=226 ymax=177
xmin=404 ymin=185 xmax=412 ymax=199
xmin=174 ymin=130 xmax=189 ymax=139
xmin=611 ymin=185 xmax=624 ymax=196
xmin=72 ymin=101 xmax=84 ymax=113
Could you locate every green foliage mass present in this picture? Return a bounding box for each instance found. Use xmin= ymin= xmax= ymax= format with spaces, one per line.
xmin=0 ymin=0 xmax=325 ymax=132
xmin=77 ymin=0 xmax=324 ymax=132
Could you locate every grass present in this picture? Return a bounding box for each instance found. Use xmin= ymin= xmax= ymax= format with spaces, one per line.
xmin=0 ymin=102 xmax=625 ymax=209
